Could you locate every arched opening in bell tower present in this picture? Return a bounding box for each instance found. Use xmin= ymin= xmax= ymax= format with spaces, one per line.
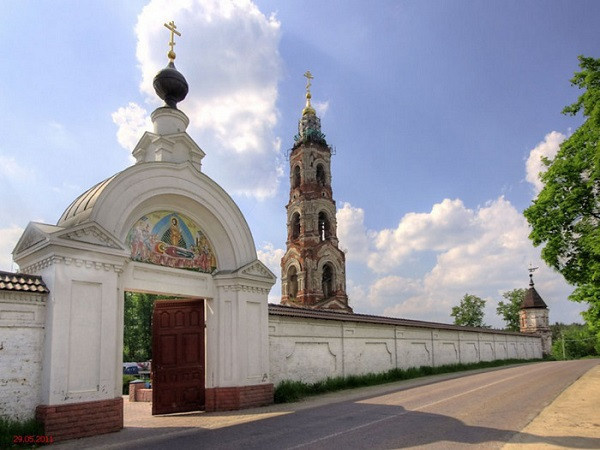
xmin=287 ymin=266 xmax=298 ymax=299
xmin=322 ymin=263 xmax=333 ymax=299
xmin=316 ymin=164 xmax=326 ymax=185
xmin=318 ymin=212 xmax=331 ymax=241
xmin=293 ymin=165 xmax=301 ymax=189
xmin=291 ymin=212 xmax=301 ymax=240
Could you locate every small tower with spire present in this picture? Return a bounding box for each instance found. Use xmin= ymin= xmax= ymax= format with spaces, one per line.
xmin=280 ymin=72 xmax=352 ymax=312
xmin=519 ymin=266 xmax=552 ymax=355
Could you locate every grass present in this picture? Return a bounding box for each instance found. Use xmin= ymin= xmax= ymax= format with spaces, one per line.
xmin=274 ymin=358 xmax=545 ymax=403
xmin=0 ymin=417 xmax=45 ymax=448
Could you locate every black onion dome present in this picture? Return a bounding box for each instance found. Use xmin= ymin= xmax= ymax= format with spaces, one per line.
xmin=153 ymin=61 xmax=189 ymax=108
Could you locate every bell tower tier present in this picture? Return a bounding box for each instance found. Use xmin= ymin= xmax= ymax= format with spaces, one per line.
xmin=280 ymin=72 xmax=352 ymax=312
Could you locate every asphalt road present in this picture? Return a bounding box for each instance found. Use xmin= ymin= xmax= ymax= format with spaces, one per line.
xmin=113 ymin=360 xmax=599 ymax=449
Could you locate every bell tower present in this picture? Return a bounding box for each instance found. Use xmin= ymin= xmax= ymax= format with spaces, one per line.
xmin=280 ymin=72 xmax=352 ymax=312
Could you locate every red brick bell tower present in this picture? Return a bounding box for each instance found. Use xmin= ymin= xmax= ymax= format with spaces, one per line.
xmin=280 ymin=71 xmax=352 ymax=312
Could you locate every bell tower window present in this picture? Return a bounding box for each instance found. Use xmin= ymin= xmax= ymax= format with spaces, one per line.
xmin=288 ymin=266 xmax=298 ymax=299
xmin=293 ymin=165 xmax=301 ymax=189
xmin=316 ymin=164 xmax=326 ymax=185
xmin=322 ymin=263 xmax=333 ymax=299
xmin=291 ymin=212 xmax=301 ymax=240
xmin=318 ymin=212 xmax=330 ymax=241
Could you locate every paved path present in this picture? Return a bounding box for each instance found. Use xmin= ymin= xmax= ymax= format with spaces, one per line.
xmin=55 ymin=360 xmax=600 ymax=449
xmin=503 ymin=360 xmax=600 ymax=449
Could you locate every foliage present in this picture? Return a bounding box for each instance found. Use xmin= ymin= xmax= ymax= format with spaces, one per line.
xmin=122 ymin=374 xmax=139 ymax=395
xmin=0 ymin=417 xmax=45 ymax=448
xmin=496 ymin=288 xmax=526 ymax=331
xmin=451 ymin=294 xmax=487 ymax=327
xmin=524 ymin=55 xmax=600 ymax=334
xmin=123 ymin=292 xmax=154 ymax=362
xmin=274 ymin=358 xmax=543 ymax=404
xmin=550 ymin=322 xmax=600 ymax=359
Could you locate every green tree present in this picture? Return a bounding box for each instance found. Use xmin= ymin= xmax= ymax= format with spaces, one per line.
xmin=550 ymin=322 xmax=600 ymax=360
xmin=496 ymin=288 xmax=526 ymax=331
xmin=524 ymin=55 xmax=600 ymax=335
xmin=451 ymin=294 xmax=487 ymax=327
xmin=123 ymin=292 xmax=154 ymax=362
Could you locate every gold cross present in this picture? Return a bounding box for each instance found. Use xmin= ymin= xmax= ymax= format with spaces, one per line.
xmin=164 ymin=21 xmax=181 ymax=61
xmin=304 ymin=70 xmax=314 ymax=92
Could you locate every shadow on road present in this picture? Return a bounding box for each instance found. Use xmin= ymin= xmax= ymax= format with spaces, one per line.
xmin=98 ymin=401 xmax=600 ymax=450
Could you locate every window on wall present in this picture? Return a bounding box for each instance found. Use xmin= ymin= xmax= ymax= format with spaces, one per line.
xmin=291 ymin=213 xmax=301 ymax=240
xmin=318 ymin=212 xmax=330 ymax=241
xmin=322 ymin=264 xmax=333 ymax=299
xmin=288 ymin=266 xmax=298 ymax=299
xmin=293 ymin=165 xmax=301 ymax=189
xmin=316 ymin=164 xmax=326 ymax=185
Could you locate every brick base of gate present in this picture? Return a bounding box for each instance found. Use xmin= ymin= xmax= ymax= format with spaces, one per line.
xmin=36 ymin=397 xmax=123 ymax=442
xmin=205 ymin=383 xmax=273 ymax=411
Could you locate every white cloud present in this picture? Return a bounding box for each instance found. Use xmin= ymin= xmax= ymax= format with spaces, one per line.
xmin=368 ymin=198 xmax=478 ymax=273
xmin=121 ymin=0 xmax=283 ymax=199
xmin=257 ymin=242 xmax=284 ymax=303
xmin=337 ymin=202 xmax=370 ymax=261
xmin=367 ymin=275 xmax=422 ymax=308
xmin=257 ymin=241 xmax=284 ymax=274
xmin=111 ymin=102 xmax=152 ymax=154
xmin=314 ymin=100 xmax=329 ymax=116
xmin=425 ymin=197 xmax=530 ymax=289
xmin=337 ymin=195 xmax=580 ymax=327
xmin=525 ymin=131 xmax=565 ymax=194
xmin=0 ymin=226 xmax=23 ymax=272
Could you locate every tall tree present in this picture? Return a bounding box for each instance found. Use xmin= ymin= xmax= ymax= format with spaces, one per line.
xmin=496 ymin=288 xmax=526 ymax=331
xmin=451 ymin=294 xmax=487 ymax=327
xmin=123 ymin=292 xmax=154 ymax=362
xmin=524 ymin=55 xmax=600 ymax=334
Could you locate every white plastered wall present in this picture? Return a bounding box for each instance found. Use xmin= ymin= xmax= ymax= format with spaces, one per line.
xmin=0 ymin=291 xmax=46 ymax=420
xmin=268 ymin=315 xmax=543 ymax=385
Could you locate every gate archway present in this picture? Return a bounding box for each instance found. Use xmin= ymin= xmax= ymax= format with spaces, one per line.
xmin=13 ymin=106 xmax=276 ymax=439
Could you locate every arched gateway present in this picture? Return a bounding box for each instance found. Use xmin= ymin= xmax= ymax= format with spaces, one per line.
xmin=12 ymin=32 xmax=275 ymax=440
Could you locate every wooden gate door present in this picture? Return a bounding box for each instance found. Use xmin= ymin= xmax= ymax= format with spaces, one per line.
xmin=152 ymin=298 xmax=205 ymax=415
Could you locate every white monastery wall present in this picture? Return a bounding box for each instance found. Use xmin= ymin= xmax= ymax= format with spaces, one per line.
xmin=268 ymin=309 xmax=543 ymax=385
xmin=0 ymin=292 xmax=46 ymax=420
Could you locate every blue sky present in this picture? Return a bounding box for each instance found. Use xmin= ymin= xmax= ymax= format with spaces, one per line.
xmin=1 ymin=0 xmax=598 ymax=327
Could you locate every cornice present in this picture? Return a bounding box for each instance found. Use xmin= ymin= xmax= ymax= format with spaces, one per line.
xmin=22 ymin=255 xmax=124 ymax=274
xmin=0 ymin=291 xmax=47 ymax=304
xmin=219 ymin=284 xmax=271 ymax=295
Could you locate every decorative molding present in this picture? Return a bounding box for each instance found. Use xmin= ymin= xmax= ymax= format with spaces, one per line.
xmin=241 ymin=260 xmax=272 ymax=279
xmin=0 ymin=291 xmax=47 ymax=304
xmin=220 ymin=284 xmax=270 ymax=295
xmin=58 ymin=225 xmax=123 ymax=250
xmin=17 ymin=228 xmax=47 ymax=252
xmin=22 ymin=255 xmax=124 ymax=274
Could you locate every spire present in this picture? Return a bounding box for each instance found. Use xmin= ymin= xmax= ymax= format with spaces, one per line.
xmin=302 ymin=71 xmax=316 ymax=116
xmin=521 ymin=265 xmax=548 ymax=309
xmin=528 ymin=263 xmax=538 ymax=287
xmin=295 ymin=71 xmax=326 ymax=147
xmin=153 ymin=21 xmax=189 ymax=109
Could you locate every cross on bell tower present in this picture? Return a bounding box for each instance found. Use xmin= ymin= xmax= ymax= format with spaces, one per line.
xmin=280 ymin=72 xmax=352 ymax=312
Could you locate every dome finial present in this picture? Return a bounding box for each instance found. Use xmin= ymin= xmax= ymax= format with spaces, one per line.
xmin=153 ymin=21 xmax=188 ymax=109
xmin=164 ymin=21 xmax=180 ymax=62
xmin=302 ymin=70 xmax=316 ymax=116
